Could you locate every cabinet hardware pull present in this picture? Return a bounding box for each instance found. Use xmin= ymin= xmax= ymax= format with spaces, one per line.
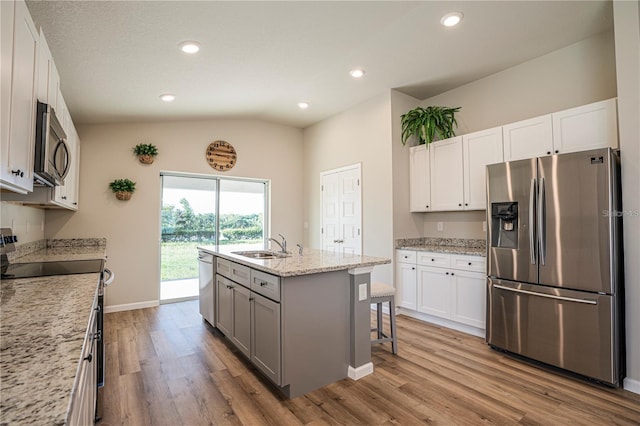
xmin=451 ymin=273 xmax=455 ymax=276
xmin=458 ymin=203 xmax=462 ymax=206
xmin=84 ymin=354 xmax=93 ymax=362
xmin=555 ymin=150 xmax=559 ymax=154
xmin=260 ymin=281 xmax=267 ymax=287
xmin=547 ymin=151 xmax=551 ymax=155
xmin=446 ymin=272 xmax=449 ymax=275
xmin=61 ymin=196 xmax=67 ymax=200
xmin=411 ymin=267 xmax=415 ymax=270
xmin=11 ymin=169 xmax=23 ymax=177
xmin=468 ymin=262 xmax=472 ymax=266
xmin=431 ymin=259 xmax=435 ymax=261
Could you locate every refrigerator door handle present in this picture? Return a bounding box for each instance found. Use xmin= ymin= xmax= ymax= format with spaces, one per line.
xmin=493 ymin=284 xmax=597 ymax=305
xmin=538 ymin=177 xmax=546 ymax=265
xmin=529 ymin=178 xmax=537 ymax=264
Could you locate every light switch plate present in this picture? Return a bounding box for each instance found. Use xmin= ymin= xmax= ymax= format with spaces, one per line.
xmin=359 ymin=283 xmax=367 ymax=301
xmin=437 ymin=222 xmax=444 ymax=232
xmin=482 ymin=221 xmax=487 ymax=232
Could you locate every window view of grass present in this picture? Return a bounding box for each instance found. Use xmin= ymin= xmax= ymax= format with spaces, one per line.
xmin=161 ymin=198 xmax=263 ymax=281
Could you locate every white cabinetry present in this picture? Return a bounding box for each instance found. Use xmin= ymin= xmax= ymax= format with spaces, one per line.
xmin=552 ymin=98 xmax=618 ymax=153
xmin=503 ymin=115 xmax=553 ymax=162
xmin=0 ymin=0 xmax=38 ymax=194
xmin=37 ymin=30 xmax=59 ymax=107
xmin=429 ymin=136 xmax=463 ymax=211
xmin=395 ymin=250 xmax=417 ymax=310
xmin=462 ymin=127 xmax=503 ymax=209
xmin=503 ymin=98 xmax=618 ymax=162
xmin=396 ymin=249 xmax=486 ymax=334
xmin=409 ymin=145 xmax=430 ymax=212
xmin=68 ymin=295 xmax=98 ymax=426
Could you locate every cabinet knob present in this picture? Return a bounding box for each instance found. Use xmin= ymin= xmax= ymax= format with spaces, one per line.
xmin=61 ymin=196 xmax=67 ymax=200
xmin=431 ymin=258 xmax=435 ymax=262
xmin=411 ymin=267 xmax=415 ymax=270
xmin=249 ymin=297 xmax=254 ymax=301
xmin=11 ymin=169 xmax=23 ymax=177
xmin=446 ymin=272 xmax=449 ymax=275
xmin=84 ymin=354 xmax=93 ymax=363
xmin=72 ymin=202 xmax=78 ymax=205
xmin=464 ymin=203 xmax=468 ymax=206
xmin=451 ymin=273 xmax=455 ymax=276
xmin=260 ymin=281 xmax=267 ymax=287
xmin=468 ymin=262 xmax=472 ymax=266
xmin=458 ymin=203 xmax=462 ymax=207
xmin=426 ymin=205 xmax=429 ymax=208
xmin=555 ymin=150 xmax=559 ymax=154
xmin=547 ymin=151 xmax=551 ymax=155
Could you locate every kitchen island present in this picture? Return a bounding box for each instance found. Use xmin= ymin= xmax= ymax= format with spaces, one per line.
xmin=197 ymin=246 xmax=390 ymax=398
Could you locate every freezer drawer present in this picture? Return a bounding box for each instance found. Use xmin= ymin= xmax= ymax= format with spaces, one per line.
xmin=487 ymin=278 xmax=620 ymax=386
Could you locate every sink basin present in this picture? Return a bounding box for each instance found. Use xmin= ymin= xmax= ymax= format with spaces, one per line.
xmin=232 ymin=250 xmax=291 ymax=259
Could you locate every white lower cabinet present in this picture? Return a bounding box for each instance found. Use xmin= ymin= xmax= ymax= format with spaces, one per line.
xmin=215 ymin=261 xmax=282 ymax=386
xmin=396 ymin=250 xmax=486 ymax=333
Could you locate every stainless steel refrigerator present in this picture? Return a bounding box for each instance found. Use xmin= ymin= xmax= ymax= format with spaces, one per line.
xmin=486 ymin=147 xmax=624 ymax=386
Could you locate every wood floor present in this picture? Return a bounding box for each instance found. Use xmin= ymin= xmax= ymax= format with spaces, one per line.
xmin=99 ymin=300 xmax=640 ymax=425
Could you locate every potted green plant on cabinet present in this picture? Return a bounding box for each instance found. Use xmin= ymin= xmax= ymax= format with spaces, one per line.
xmin=401 ymin=106 xmax=461 ymax=146
xmin=109 ymin=178 xmax=136 ymax=200
xmin=133 ymin=143 xmax=159 ymax=164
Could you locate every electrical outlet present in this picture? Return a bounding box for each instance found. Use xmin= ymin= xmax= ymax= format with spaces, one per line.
xmin=437 ymin=222 xmax=444 ymax=232
xmin=482 ymin=221 xmax=487 ymax=232
xmin=359 ymin=283 xmax=368 ymax=301
xmin=26 ymin=221 xmax=29 ymax=233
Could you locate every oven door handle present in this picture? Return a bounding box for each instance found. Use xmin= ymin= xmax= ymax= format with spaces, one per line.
xmin=103 ymin=268 xmax=115 ymax=287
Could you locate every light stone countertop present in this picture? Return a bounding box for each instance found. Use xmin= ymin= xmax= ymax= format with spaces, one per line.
xmin=14 ymin=246 xmax=107 ymax=263
xmin=0 ymin=273 xmax=101 ymax=425
xmin=397 ymin=244 xmax=486 ymax=257
xmin=198 ymin=246 xmax=390 ymax=277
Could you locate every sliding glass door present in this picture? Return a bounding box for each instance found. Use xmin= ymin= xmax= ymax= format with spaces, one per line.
xmin=160 ymin=173 xmax=268 ymax=302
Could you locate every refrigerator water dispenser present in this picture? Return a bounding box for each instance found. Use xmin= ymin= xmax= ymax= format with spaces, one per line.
xmin=491 ymin=202 xmax=518 ymax=249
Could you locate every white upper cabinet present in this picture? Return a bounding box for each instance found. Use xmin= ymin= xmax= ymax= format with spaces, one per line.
xmin=502 ymin=115 xmax=553 ymax=162
xmin=462 ymin=127 xmax=503 ymax=210
xmin=409 ymin=144 xmax=430 ymax=212
xmin=37 ymin=30 xmax=59 ymax=107
xmin=552 ymin=98 xmax=618 ymax=154
xmin=0 ymin=0 xmax=38 ymax=194
xmin=430 ymin=136 xmax=464 ymax=211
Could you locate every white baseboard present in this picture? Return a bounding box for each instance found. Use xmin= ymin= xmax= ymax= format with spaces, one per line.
xmin=623 ymin=377 xmax=640 ymax=394
xmin=396 ymin=307 xmax=485 ymax=338
xmin=104 ymin=300 xmax=159 ymax=313
xmin=348 ymin=362 xmax=374 ymax=380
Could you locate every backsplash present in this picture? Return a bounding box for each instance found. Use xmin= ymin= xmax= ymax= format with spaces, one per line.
xmin=395 ymin=237 xmax=486 ymax=249
xmin=9 ymin=238 xmax=106 ymax=261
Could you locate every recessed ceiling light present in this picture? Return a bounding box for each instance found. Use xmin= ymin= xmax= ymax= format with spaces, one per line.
xmin=160 ymin=94 xmax=176 ymax=102
xmin=349 ymin=69 xmax=365 ymax=79
xmin=440 ymin=12 xmax=463 ymax=27
xmin=179 ymin=41 xmax=201 ymax=54
xmin=297 ymin=102 xmax=309 ymax=109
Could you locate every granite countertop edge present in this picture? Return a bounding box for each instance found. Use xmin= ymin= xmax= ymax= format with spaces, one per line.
xmin=198 ymin=246 xmax=391 ymax=277
xmin=397 ymin=244 xmax=487 ymax=257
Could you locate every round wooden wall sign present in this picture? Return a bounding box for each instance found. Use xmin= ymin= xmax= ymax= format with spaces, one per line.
xmin=206 ymin=140 xmax=237 ymax=171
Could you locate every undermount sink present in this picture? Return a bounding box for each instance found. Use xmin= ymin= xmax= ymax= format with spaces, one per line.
xmin=232 ymin=250 xmax=291 ymax=259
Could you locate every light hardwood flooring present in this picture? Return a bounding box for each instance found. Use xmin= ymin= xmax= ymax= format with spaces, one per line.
xmin=99 ymin=300 xmax=640 ymax=425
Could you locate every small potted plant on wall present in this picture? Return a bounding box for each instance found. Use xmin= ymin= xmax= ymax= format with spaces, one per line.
xmin=133 ymin=143 xmax=159 ymax=164
xmin=401 ymin=106 xmax=461 ymax=146
xmin=109 ymin=178 xmax=136 ymax=201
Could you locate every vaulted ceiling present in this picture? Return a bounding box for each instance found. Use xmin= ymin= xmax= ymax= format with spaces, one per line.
xmin=26 ymin=1 xmax=613 ymax=128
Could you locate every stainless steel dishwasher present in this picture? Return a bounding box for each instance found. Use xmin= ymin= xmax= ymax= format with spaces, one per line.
xmin=198 ymin=250 xmax=215 ymax=325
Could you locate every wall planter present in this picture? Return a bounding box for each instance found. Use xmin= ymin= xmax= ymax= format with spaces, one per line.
xmin=109 ymin=179 xmax=136 ymax=201
xmin=133 ymin=143 xmax=158 ymax=164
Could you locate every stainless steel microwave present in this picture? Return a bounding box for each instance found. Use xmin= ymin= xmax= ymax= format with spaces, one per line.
xmin=34 ymin=101 xmax=70 ymax=187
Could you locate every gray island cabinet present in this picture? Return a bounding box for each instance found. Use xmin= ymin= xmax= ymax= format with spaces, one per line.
xmin=197 ymin=246 xmax=390 ymax=399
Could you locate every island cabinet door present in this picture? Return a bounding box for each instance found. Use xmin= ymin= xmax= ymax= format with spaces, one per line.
xmin=231 ymin=284 xmax=251 ymax=358
xmin=216 ymin=275 xmax=233 ymax=337
xmin=251 ymin=292 xmax=281 ymax=385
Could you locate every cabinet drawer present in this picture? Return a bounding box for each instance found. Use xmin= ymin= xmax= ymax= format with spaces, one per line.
xmin=451 ymin=255 xmax=486 ymax=273
xmin=230 ymin=261 xmax=250 ymax=287
xmin=416 ymin=251 xmax=450 ymax=268
xmin=396 ymin=250 xmax=416 ymax=264
xmin=216 ymin=257 xmax=232 ymax=280
xmin=250 ymin=269 xmax=280 ymax=302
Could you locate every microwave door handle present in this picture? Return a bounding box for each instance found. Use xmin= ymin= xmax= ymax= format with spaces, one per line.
xmin=529 ymin=178 xmax=537 ymax=265
xmin=53 ymin=140 xmax=71 ymax=180
xmin=538 ymin=177 xmax=546 ymax=265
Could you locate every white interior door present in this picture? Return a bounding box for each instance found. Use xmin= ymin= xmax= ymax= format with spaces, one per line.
xmin=321 ymin=164 xmax=362 ymax=255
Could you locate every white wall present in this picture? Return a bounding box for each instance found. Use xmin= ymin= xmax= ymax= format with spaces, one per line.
xmin=413 ymin=30 xmax=617 ymax=239
xmin=0 ymin=202 xmax=45 ymax=244
xmin=303 ymin=93 xmax=394 ymax=285
xmin=613 ymin=0 xmax=640 ymax=394
xmin=45 ymin=118 xmax=304 ymax=309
